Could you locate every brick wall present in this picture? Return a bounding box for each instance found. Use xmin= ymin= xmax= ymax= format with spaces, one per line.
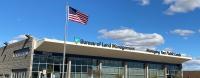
xmin=183 ymin=71 xmax=200 ymax=78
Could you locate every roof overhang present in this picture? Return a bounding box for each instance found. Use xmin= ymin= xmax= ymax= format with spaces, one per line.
xmin=35 ymin=38 xmax=192 ymax=64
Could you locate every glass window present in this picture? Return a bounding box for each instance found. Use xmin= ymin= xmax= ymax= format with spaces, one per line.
xmin=102 ymin=60 xmax=123 ymax=67
xmin=82 ymin=66 xmax=88 ymax=72
xmin=60 ymin=65 xmax=68 ymax=72
xmin=32 ymin=51 xmax=68 ymax=78
xmin=101 ymin=60 xmax=124 ymax=78
xmin=76 ymin=66 xmax=82 ymax=72
xmin=54 ymin=65 xmax=61 ymax=72
xmin=23 ymin=72 xmax=26 ymax=78
xmin=47 ymin=64 xmax=53 ymax=73
xmin=32 ymin=72 xmax=38 ymax=78
xmin=12 ymin=73 xmax=15 ymax=78
xmin=47 ymin=56 xmax=54 ymax=63
xmin=128 ymin=62 xmax=145 ymax=78
xmin=33 ymin=55 xmax=40 ymax=63
xmin=12 ymin=71 xmax=26 ymax=78
xmin=149 ymin=64 xmax=164 ymax=78
xmin=71 ymin=66 xmax=76 ymax=72
xmin=32 ymin=64 xmax=39 ymax=71
xmin=54 ymin=56 xmax=62 ymax=64
xmin=167 ymin=65 xmax=182 ymax=78
xmin=39 ymin=64 xmax=47 ymax=71
xmin=70 ymin=57 xmax=98 ymax=78
xmin=32 ymin=51 xmax=181 ymax=78
xmin=40 ymin=55 xmax=47 ymax=63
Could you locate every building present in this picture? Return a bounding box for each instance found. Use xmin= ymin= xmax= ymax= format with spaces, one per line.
xmin=183 ymin=71 xmax=200 ymax=78
xmin=0 ymin=36 xmax=191 ymax=78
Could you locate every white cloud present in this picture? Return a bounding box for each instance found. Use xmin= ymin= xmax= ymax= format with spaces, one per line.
xmin=163 ymin=47 xmax=174 ymax=51
xmin=8 ymin=34 xmax=28 ymax=44
xmin=134 ymin=0 xmax=150 ymax=6
xmin=181 ymin=53 xmax=187 ymax=57
xmin=133 ymin=0 xmax=200 ymax=15
xmin=141 ymin=0 xmax=150 ymax=5
xmin=164 ymin=0 xmax=200 ymax=15
xmin=171 ymin=29 xmax=195 ymax=36
xmin=164 ymin=0 xmax=175 ymax=4
xmin=183 ymin=57 xmax=200 ymax=71
xmin=98 ymin=28 xmax=164 ymax=50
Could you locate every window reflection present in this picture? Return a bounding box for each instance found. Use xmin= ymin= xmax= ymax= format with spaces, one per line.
xmin=33 ymin=55 xmax=39 ymax=63
xmin=149 ymin=64 xmax=164 ymax=78
xmin=32 ymin=64 xmax=38 ymax=71
xmin=32 ymin=51 xmax=67 ymax=78
xmin=70 ymin=57 xmax=98 ymax=78
xmin=101 ymin=60 xmax=124 ymax=78
xmin=39 ymin=64 xmax=46 ymax=71
xmin=167 ymin=65 xmax=181 ymax=78
xmin=32 ymin=51 xmax=182 ymax=78
xmin=128 ymin=62 xmax=145 ymax=78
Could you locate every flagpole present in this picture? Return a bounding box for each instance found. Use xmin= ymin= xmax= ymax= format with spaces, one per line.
xmin=62 ymin=5 xmax=68 ymax=78
xmin=66 ymin=5 xmax=71 ymax=78
xmin=62 ymin=2 xmax=88 ymax=78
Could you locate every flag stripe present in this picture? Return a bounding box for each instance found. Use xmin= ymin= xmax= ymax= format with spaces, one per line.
xmin=68 ymin=7 xmax=88 ymax=24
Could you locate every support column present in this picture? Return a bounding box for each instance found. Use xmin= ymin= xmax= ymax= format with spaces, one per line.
xmin=180 ymin=64 xmax=183 ymax=78
xmin=124 ymin=62 xmax=128 ymax=78
xmin=145 ymin=64 xmax=149 ymax=78
xmin=164 ymin=65 xmax=167 ymax=78
xmin=29 ymin=39 xmax=36 ymax=78
xmin=97 ymin=60 xmax=102 ymax=78
xmin=181 ymin=71 xmax=183 ymax=78
xmin=67 ymin=60 xmax=71 ymax=78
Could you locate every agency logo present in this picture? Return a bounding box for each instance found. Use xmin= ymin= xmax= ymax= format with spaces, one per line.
xmin=74 ymin=37 xmax=81 ymax=44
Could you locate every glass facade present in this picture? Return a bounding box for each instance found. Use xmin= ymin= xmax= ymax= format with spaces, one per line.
xmin=32 ymin=51 xmax=67 ymax=78
xmin=127 ymin=62 xmax=145 ymax=78
xmin=149 ymin=64 xmax=165 ymax=78
xmin=167 ymin=65 xmax=182 ymax=78
xmin=70 ymin=57 xmax=98 ymax=78
xmin=101 ymin=60 xmax=124 ymax=78
xmin=32 ymin=51 xmax=182 ymax=78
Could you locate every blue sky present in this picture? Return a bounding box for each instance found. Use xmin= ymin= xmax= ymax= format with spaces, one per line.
xmin=0 ymin=0 xmax=200 ymax=70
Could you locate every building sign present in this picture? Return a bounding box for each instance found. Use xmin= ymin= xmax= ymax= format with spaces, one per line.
xmin=146 ymin=49 xmax=182 ymax=56
xmin=13 ymin=47 xmax=30 ymax=57
xmin=74 ymin=37 xmax=182 ymax=56
xmin=74 ymin=37 xmax=135 ymax=51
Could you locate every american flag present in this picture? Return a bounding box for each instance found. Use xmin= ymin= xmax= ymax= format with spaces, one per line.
xmin=68 ymin=6 xmax=88 ymax=24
